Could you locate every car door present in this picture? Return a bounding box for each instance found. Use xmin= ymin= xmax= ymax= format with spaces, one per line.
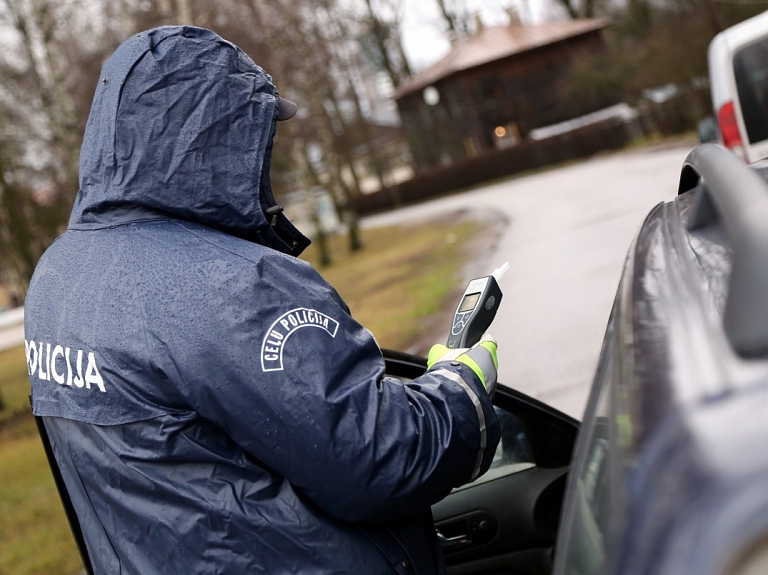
xmin=384 ymin=350 xmax=580 ymax=575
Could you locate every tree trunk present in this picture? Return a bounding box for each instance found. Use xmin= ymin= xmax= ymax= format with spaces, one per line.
xmin=555 ymin=0 xmax=580 ymax=19
xmin=434 ymin=0 xmax=470 ymax=38
xmin=363 ymin=0 xmax=401 ymax=87
xmin=176 ymin=0 xmax=192 ymax=24
xmin=301 ymin=146 xmax=332 ymax=267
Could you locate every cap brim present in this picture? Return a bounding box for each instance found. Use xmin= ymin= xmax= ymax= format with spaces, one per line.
xmin=276 ymin=96 xmax=298 ymax=121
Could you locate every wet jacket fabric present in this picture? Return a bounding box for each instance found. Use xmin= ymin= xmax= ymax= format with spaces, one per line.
xmin=24 ymin=26 xmax=500 ymax=575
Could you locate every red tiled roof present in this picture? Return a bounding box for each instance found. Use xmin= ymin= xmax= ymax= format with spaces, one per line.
xmin=394 ymin=18 xmax=610 ymax=99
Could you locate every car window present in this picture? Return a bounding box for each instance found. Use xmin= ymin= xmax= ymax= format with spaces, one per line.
xmin=557 ymin=380 xmax=610 ymax=575
xmin=385 ymin=368 xmax=536 ymax=489
xmin=734 ymin=38 xmax=768 ymax=144
xmin=553 ymin=307 xmax=624 ymax=575
xmin=453 ymin=405 xmax=535 ymax=491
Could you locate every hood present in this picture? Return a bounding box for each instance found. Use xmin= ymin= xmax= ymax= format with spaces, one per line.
xmin=70 ymin=26 xmax=310 ymax=256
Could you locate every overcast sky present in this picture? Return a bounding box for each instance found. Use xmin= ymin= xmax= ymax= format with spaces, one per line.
xmin=401 ymin=0 xmax=567 ymax=71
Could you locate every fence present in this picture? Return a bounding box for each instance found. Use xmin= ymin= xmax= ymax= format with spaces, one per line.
xmin=354 ymin=117 xmax=635 ymax=215
xmin=355 ymin=90 xmax=708 ymax=216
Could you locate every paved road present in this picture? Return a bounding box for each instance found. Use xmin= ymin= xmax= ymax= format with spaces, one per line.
xmin=0 ymin=307 xmax=24 ymax=352
xmin=364 ymin=141 xmax=696 ymax=419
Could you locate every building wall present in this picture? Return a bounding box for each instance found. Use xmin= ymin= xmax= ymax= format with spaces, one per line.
xmin=398 ymin=30 xmax=610 ymax=171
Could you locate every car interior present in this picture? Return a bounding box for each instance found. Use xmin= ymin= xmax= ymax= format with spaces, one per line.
xmin=383 ymin=350 xmax=580 ymax=575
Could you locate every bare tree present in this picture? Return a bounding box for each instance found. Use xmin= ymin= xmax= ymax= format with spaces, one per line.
xmin=0 ymin=0 xmax=124 ymax=295
xmin=0 ymin=144 xmax=39 ymax=305
xmin=554 ymin=0 xmax=610 ymax=19
xmin=361 ymin=0 xmax=411 ymax=88
xmin=229 ymin=0 xmax=377 ymax=254
xmin=434 ymin=0 xmax=472 ymax=39
xmin=0 ymin=0 xmax=414 ymax=292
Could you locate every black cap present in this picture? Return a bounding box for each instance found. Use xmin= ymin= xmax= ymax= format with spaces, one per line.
xmin=276 ymin=96 xmax=297 ymax=121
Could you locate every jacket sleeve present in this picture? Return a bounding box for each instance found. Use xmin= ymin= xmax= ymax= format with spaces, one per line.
xmin=149 ymin=251 xmax=501 ymax=524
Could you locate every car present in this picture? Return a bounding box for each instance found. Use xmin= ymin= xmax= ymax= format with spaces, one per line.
xmin=392 ymin=144 xmax=768 ymax=575
xmin=708 ymin=10 xmax=768 ymax=163
xmin=553 ymin=143 xmax=768 ymax=575
xmin=36 ymin=144 xmax=768 ymax=574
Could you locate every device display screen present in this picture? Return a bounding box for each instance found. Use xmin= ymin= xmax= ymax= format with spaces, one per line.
xmin=459 ymin=292 xmax=481 ymax=313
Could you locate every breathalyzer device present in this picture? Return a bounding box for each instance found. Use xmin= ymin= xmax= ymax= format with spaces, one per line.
xmin=447 ymin=262 xmax=509 ymax=349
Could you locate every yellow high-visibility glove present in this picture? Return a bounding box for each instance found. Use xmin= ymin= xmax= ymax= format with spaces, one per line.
xmin=427 ymin=334 xmax=498 ymax=397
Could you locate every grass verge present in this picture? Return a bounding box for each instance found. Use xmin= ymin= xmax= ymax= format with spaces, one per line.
xmin=0 ymin=346 xmax=84 ymax=575
xmin=0 ymin=215 xmax=484 ymax=575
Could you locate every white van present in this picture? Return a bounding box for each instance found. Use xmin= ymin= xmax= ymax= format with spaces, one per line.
xmin=709 ymin=10 xmax=768 ymax=163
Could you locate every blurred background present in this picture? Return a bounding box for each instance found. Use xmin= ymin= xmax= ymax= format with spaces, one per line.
xmin=0 ymin=0 xmax=764 ymax=308
xmin=2 ymin=2 xmax=767 ymax=573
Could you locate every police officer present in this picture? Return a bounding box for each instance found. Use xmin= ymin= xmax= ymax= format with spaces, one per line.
xmin=24 ymin=26 xmax=500 ymax=574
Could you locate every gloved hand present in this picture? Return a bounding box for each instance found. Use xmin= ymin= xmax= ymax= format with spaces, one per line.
xmin=427 ymin=334 xmax=498 ymax=397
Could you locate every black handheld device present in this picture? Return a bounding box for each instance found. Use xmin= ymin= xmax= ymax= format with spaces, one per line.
xmin=447 ymin=263 xmax=509 ymax=349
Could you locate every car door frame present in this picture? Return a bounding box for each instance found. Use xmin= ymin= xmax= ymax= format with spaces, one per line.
xmin=383 ymin=349 xmax=580 ymax=575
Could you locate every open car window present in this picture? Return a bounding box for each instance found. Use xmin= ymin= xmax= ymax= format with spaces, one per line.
xmin=383 ymin=348 xmax=579 ymax=574
xmin=453 ymin=405 xmax=536 ymax=491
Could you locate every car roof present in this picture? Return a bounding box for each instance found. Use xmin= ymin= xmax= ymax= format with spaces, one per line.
xmin=708 ymin=11 xmax=768 ymax=107
xmin=712 ymin=10 xmax=768 ymax=52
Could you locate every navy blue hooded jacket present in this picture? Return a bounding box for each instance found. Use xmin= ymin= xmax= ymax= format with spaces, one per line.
xmin=24 ymin=26 xmax=500 ymax=574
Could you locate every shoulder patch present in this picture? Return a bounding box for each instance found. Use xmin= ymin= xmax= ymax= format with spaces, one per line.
xmin=261 ymin=308 xmax=339 ymax=372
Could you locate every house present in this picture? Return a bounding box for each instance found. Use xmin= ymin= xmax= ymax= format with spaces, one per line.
xmin=394 ymin=18 xmax=611 ymax=171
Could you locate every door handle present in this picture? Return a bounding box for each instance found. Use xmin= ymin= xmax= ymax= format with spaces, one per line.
xmin=435 ymin=512 xmax=496 ymax=553
xmin=435 ymin=528 xmax=472 ymax=551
